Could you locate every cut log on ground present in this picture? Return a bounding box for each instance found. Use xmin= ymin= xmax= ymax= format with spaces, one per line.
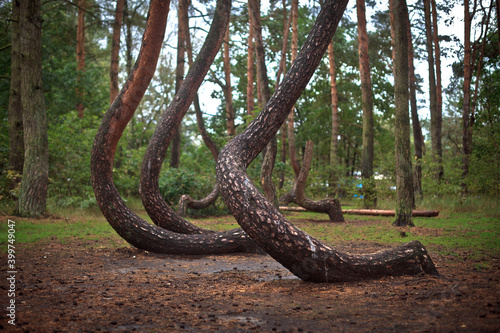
xmin=279 ymin=207 xmax=439 ymax=218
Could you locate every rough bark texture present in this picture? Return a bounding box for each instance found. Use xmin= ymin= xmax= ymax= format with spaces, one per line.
xmin=357 ymin=0 xmax=376 ymax=208
xmin=138 ymin=0 xmax=258 ymax=252
xmin=217 ymin=0 xmax=438 ymax=282
xmin=408 ymin=18 xmax=423 ymax=199
xmin=393 ymin=0 xmax=414 ymax=227
xmin=91 ymin=0 xmax=257 ymax=255
xmin=76 ymin=0 xmax=86 ymax=118
xmin=294 ymin=141 xmax=344 ymax=222
xmin=110 ymin=0 xmax=124 ymax=104
xmin=431 ymin=0 xmax=443 ymax=170
xmin=424 ymin=0 xmax=441 ymax=181
xmin=18 ymin=0 xmax=49 ymax=217
xmin=328 ymin=41 xmax=339 ymax=190
xmin=8 ymin=0 xmax=24 ymax=175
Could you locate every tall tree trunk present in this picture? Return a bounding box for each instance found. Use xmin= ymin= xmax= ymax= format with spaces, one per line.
xmin=287 ymin=0 xmax=300 ymax=179
xmin=408 ymin=17 xmax=424 ymax=200
xmin=328 ymin=41 xmax=339 ymax=192
xmin=277 ymin=0 xmax=291 ymax=189
xmin=431 ymin=0 xmax=443 ymax=179
xmin=8 ymin=0 xmax=24 ymax=176
xmin=18 ymin=0 xmax=49 ymax=217
xmin=393 ymin=0 xmax=414 ymax=226
xmin=110 ymin=0 xmax=124 ymax=104
xmin=223 ymin=26 xmax=235 ymax=137
xmin=357 ymin=0 xmax=376 ymax=208
xmin=92 ymin=0 xmax=258 ymax=254
xmin=76 ymin=0 xmax=86 ymax=118
xmin=249 ymin=0 xmax=277 ymax=206
xmin=217 ymin=0 xmax=438 ymax=282
xmin=462 ymin=0 xmax=474 ymax=193
xmin=246 ymin=4 xmax=255 ymax=115
xmin=424 ymin=0 xmax=441 ymax=181
xmin=170 ymin=0 xmax=190 ymax=168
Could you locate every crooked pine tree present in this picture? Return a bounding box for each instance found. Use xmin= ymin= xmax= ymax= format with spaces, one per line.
xmin=216 ymin=0 xmax=439 ymax=282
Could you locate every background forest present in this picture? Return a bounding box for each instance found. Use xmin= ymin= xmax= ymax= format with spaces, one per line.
xmin=0 ymin=0 xmax=498 ymax=216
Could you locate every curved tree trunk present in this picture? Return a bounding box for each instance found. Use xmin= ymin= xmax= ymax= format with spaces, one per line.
xmin=216 ymin=0 xmax=438 ymax=282
xmin=176 ymin=12 xmax=221 ymax=217
xmin=294 ymin=141 xmax=344 ymax=222
xmin=92 ymin=0 xmax=258 ymax=255
xmin=137 ymin=0 xmax=258 ymax=253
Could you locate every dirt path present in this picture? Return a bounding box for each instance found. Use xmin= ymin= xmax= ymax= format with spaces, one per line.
xmin=1 ymin=237 xmax=499 ymax=332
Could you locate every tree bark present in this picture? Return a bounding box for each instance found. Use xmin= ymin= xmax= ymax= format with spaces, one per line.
xmin=249 ymin=0 xmax=277 ymax=207
xmin=138 ymin=0 xmax=258 ymax=251
xmin=408 ymin=17 xmax=423 ymax=199
xmin=392 ymin=0 xmax=414 ymax=227
xmin=328 ymin=41 xmax=339 ymax=191
xmin=92 ymin=0 xmax=258 ymax=254
xmin=170 ymin=0 xmax=190 ymax=169
xmin=110 ymin=0 xmax=124 ymax=104
xmin=462 ymin=0 xmax=474 ymax=193
xmin=287 ymin=0 xmax=300 ymax=179
xmin=424 ymin=0 xmax=441 ymax=181
xmin=431 ymin=0 xmax=443 ymax=180
xmin=357 ymin=0 xmax=376 ymax=208
xmin=18 ymin=0 xmax=49 ymax=217
xmin=76 ymin=0 xmax=86 ymax=118
xmin=246 ymin=3 xmax=255 ymax=115
xmin=217 ymin=0 xmax=438 ymax=282
xmin=8 ymin=0 xmax=24 ymax=176
xmin=176 ymin=28 xmax=220 ymax=216
xmin=294 ymin=141 xmax=344 ymax=222
xmin=223 ymin=26 xmax=236 ymax=137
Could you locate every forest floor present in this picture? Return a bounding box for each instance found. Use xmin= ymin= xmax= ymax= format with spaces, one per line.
xmin=1 ymin=215 xmax=499 ymax=333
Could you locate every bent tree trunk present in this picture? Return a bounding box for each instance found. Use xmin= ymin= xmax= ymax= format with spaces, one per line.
xmin=91 ymin=0 xmax=258 ymax=254
xmin=138 ymin=0 xmax=257 ymax=252
xmin=294 ymin=141 xmax=344 ymax=222
xmin=216 ymin=0 xmax=438 ymax=282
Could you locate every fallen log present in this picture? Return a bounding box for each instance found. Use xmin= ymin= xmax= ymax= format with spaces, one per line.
xmin=279 ymin=206 xmax=439 ymax=217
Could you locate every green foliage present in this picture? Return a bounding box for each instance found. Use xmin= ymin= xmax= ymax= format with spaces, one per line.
xmin=158 ymin=168 xmax=213 ymax=207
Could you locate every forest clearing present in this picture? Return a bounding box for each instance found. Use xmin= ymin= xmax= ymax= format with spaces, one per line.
xmin=1 ymin=207 xmax=499 ymax=332
xmin=1 ymin=0 xmax=499 ymax=331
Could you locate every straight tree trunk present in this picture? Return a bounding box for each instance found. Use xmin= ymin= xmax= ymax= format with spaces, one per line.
xmin=287 ymin=0 xmax=300 ymax=179
xmin=223 ymin=26 xmax=235 ymax=137
xmin=249 ymin=0 xmax=277 ymax=206
xmin=92 ymin=0 xmax=258 ymax=254
xmin=217 ymin=0 xmax=438 ymax=282
xmin=431 ymin=0 xmax=443 ymax=179
xmin=170 ymin=0 xmax=190 ymax=168
xmin=424 ymin=0 xmax=441 ymax=181
xmin=357 ymin=0 xmax=376 ymax=207
xmin=76 ymin=0 xmax=86 ymax=118
xmin=18 ymin=0 xmax=49 ymax=217
xmin=392 ymin=0 xmax=414 ymax=227
xmin=462 ymin=0 xmax=474 ymax=193
xmin=328 ymin=41 xmax=339 ymax=191
xmin=8 ymin=0 xmax=24 ymax=175
xmin=110 ymin=0 xmax=125 ymax=104
xmin=408 ymin=18 xmax=424 ymax=199
xmin=246 ymin=3 xmax=255 ymax=115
